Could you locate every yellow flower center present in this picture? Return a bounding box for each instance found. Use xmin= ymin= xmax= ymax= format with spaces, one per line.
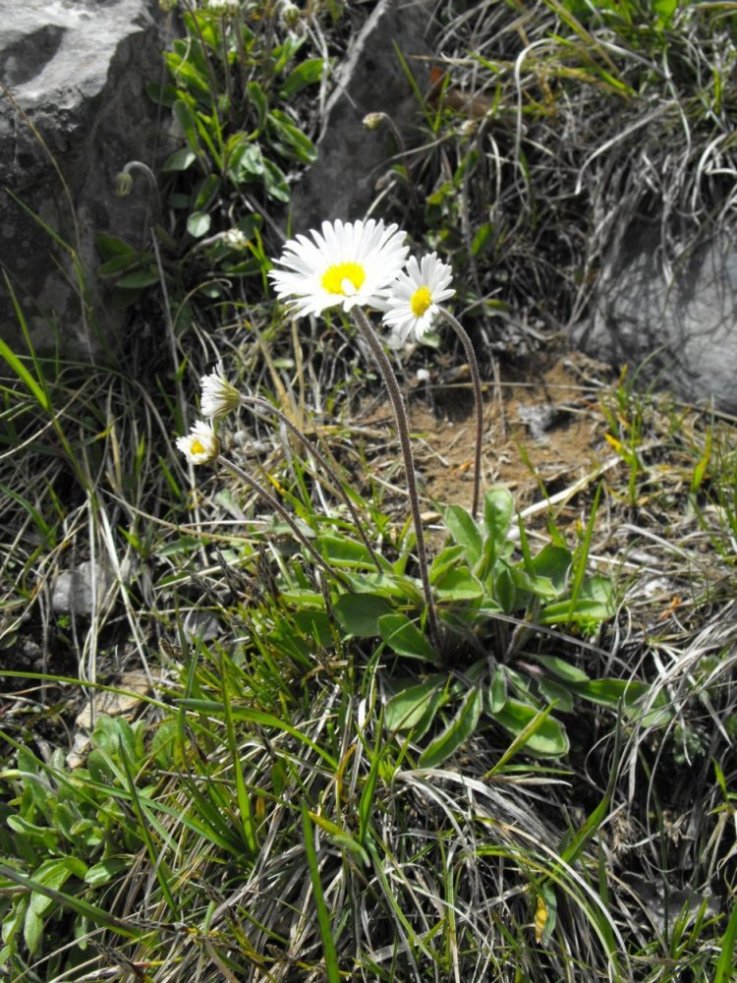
xmin=191 ymin=439 xmax=206 ymax=455
xmin=410 ymin=286 xmax=433 ymax=318
xmin=321 ymin=261 xmax=366 ymax=296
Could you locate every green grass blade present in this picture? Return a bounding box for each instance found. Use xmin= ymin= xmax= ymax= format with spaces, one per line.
xmin=220 ymin=652 xmax=258 ymax=854
xmin=301 ymin=804 xmax=341 ymax=983
xmin=116 ymin=736 xmax=179 ymax=917
xmin=177 ymin=700 xmax=338 ymax=769
xmin=0 ymin=332 xmax=50 ymax=413
xmin=714 ymin=900 xmax=737 ymax=983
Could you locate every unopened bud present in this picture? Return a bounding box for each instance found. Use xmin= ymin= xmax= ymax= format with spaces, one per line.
xmin=459 ymin=119 xmax=478 ymax=140
xmin=363 ymin=112 xmax=387 ymax=132
xmin=277 ymin=0 xmax=301 ymax=29
xmin=114 ymin=172 xmax=134 ymax=197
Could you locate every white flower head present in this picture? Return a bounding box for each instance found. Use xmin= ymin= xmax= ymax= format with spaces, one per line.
xmin=382 ymin=252 xmax=455 ymax=347
xmin=269 ymin=218 xmax=409 ymax=318
xmin=222 ymin=227 xmax=249 ymax=251
xmin=276 ymin=0 xmax=301 ymax=30
xmin=176 ymin=421 xmax=220 ymax=465
xmin=206 ymin=0 xmax=240 ymax=15
xmin=200 ymin=364 xmax=239 ymax=420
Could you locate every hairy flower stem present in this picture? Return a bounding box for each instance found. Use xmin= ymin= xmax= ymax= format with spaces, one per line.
xmin=219 ymin=456 xmax=350 ymax=588
xmin=439 ymin=307 xmax=484 ymax=519
xmin=239 ymin=395 xmax=383 ymax=573
xmin=351 ymin=306 xmax=441 ymax=652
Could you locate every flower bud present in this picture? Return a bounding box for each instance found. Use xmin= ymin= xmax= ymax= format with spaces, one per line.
xmin=363 ymin=112 xmax=387 ymax=132
xmin=113 ymin=172 xmax=134 ymax=197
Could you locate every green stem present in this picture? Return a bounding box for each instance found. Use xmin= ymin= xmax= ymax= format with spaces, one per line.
xmin=439 ymin=307 xmax=484 ymax=519
xmin=351 ymin=306 xmax=441 ymax=652
xmin=240 ymin=395 xmax=383 ymax=574
xmin=219 ymin=456 xmax=349 ymax=587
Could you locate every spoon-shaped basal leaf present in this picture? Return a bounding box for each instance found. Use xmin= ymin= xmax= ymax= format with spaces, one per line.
xmin=384 ymin=675 xmax=447 ymax=734
xmin=492 ymin=699 xmax=570 ymax=757
xmin=418 ymin=686 xmax=483 ymax=768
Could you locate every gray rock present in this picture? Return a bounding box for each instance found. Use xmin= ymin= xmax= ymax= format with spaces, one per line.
xmin=289 ymin=0 xmax=437 ymax=232
xmin=0 ymin=0 xmax=169 ymax=360
xmin=572 ymin=222 xmax=737 ymax=412
xmin=183 ymin=609 xmax=221 ymax=643
xmin=52 ymin=560 xmax=114 ymax=617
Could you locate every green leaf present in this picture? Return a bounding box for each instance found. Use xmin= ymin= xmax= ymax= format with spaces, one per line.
xmin=23 ymin=858 xmax=87 ymax=953
xmin=193 ymin=173 xmax=220 ymax=211
xmin=85 ymin=858 xmax=129 ymax=888
xmin=481 ymin=487 xmax=515 ymax=576
xmin=173 ymin=97 xmax=202 ymax=154
xmin=263 ymin=159 xmax=291 ymax=202
xmin=530 ymin=654 xmax=590 ymax=684
xmin=23 ymin=907 xmax=42 ymax=956
xmin=162 ymin=147 xmax=197 ymax=172
xmin=96 ymin=232 xmax=137 ymax=260
xmin=97 ymin=253 xmax=144 ymax=277
xmin=652 ymin=0 xmax=678 ymax=27
xmin=226 ymin=136 xmax=265 ymax=183
xmin=114 ymin=269 xmax=161 ymax=289
xmin=146 ymin=80 xmax=178 ymax=107
xmin=538 ymin=597 xmax=613 ymax=628
xmin=334 ymin=593 xmax=394 ymax=637
xmin=488 ymin=667 xmax=507 ymax=713
xmin=492 ymin=563 xmax=517 ymax=613
xmin=444 ymin=504 xmax=483 ymax=566
xmin=246 ymin=80 xmax=269 ymax=132
xmin=378 ymin=613 xmax=437 ymax=662
xmin=384 ymin=676 xmax=446 ymax=732
xmin=430 ymin=543 xmax=465 ymax=581
xmin=280 ymin=57 xmax=324 ymax=99
xmin=433 ymin=566 xmax=484 ymax=602
xmin=267 ymin=110 xmax=317 ymax=164
xmin=319 ymin=534 xmax=385 ymax=570
xmin=492 ymin=699 xmax=570 ymax=757
xmin=292 ymin=609 xmax=334 ymax=646
xmin=418 ymin=686 xmax=483 ymax=768
xmin=346 ymin=570 xmax=424 ymax=605
xmin=538 ymin=677 xmax=574 ymax=713
xmin=570 ymin=679 xmax=670 ymax=726
xmin=187 ymin=211 xmax=212 ymax=238
xmin=7 ymin=816 xmax=58 ymax=850
xmin=471 ymin=223 xmax=493 ymax=257
xmin=528 ymin=544 xmax=572 ymax=591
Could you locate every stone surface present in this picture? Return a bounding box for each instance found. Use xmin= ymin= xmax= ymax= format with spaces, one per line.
xmin=0 ymin=0 xmax=169 ymax=359
xmin=52 ymin=560 xmax=114 ymax=617
xmin=572 ymin=222 xmax=737 ymax=412
xmin=289 ymin=0 xmax=437 ymax=233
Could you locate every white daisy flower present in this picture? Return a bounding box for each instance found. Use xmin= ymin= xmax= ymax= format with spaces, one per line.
xmin=200 ymin=365 xmax=239 ymax=420
xmin=269 ymin=218 xmax=409 ymax=318
xmin=382 ymin=253 xmax=455 ymax=347
xmin=176 ymin=421 xmax=220 ymax=465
